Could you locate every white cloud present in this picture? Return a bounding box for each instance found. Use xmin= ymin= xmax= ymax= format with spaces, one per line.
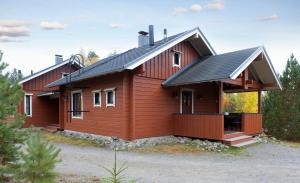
xmin=174 ymin=7 xmax=189 ymax=15
xmin=0 ymin=26 xmax=30 ymax=37
xmin=190 ymin=4 xmax=203 ymax=12
xmin=40 ymin=21 xmax=66 ymax=30
xmin=109 ymin=23 xmax=124 ymax=29
xmin=204 ymin=1 xmax=224 ymax=10
xmin=0 ymin=19 xmax=31 ymax=27
xmin=0 ymin=36 xmax=22 ymax=42
xmin=257 ymin=14 xmax=279 ymax=21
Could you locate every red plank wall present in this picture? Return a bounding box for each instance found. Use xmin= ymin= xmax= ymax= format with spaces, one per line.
xmin=61 ymin=72 xmax=132 ymax=140
xmin=21 ymin=64 xmax=78 ymax=127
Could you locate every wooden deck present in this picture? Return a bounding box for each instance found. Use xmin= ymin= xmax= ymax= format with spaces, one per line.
xmin=173 ymin=113 xmax=262 ymax=140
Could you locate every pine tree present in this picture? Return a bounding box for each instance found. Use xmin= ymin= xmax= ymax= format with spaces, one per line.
xmin=18 ymin=132 xmax=60 ymax=183
xmin=263 ymin=54 xmax=300 ymax=140
xmin=0 ymin=50 xmax=27 ymax=181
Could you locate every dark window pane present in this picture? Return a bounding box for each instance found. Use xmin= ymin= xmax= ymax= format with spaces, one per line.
xmin=174 ymin=52 xmax=180 ymax=65
xmin=94 ymin=92 xmax=100 ymax=105
xmin=107 ymin=91 xmax=114 ymax=104
xmin=25 ymin=95 xmax=31 ymax=115
xmin=72 ymin=92 xmax=82 ymax=117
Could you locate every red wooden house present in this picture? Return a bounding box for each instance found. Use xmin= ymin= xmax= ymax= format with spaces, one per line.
xmin=19 ymin=26 xmax=281 ymax=146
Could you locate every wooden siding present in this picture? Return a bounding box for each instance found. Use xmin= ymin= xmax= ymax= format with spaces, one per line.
xmin=173 ymin=114 xmax=224 ymax=140
xmin=61 ymin=72 xmax=131 ymax=140
xmin=134 ymin=76 xmax=179 ymax=139
xmin=21 ymin=64 xmax=78 ymax=127
xmin=138 ymin=41 xmax=200 ymax=80
xmin=241 ymin=113 xmax=262 ymax=135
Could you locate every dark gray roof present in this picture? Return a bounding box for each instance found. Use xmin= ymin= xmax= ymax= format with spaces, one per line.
xmin=48 ymin=27 xmax=213 ymax=87
xmin=162 ymin=47 xmax=261 ymax=86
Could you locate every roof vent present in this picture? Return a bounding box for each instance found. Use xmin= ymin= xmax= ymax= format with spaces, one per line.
xmin=163 ymin=28 xmax=167 ymax=40
xmin=55 ymin=54 xmax=63 ymax=64
xmin=138 ymin=31 xmax=149 ymax=47
xmin=149 ymin=25 xmax=154 ymax=46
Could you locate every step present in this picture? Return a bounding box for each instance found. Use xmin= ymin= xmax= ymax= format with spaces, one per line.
xmin=223 ymin=135 xmax=253 ymax=145
xmin=45 ymin=124 xmax=59 ymax=133
xmin=232 ymin=140 xmax=257 ymax=148
xmin=224 ymin=132 xmax=244 ymax=139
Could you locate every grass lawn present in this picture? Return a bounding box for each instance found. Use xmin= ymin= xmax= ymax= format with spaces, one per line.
xmin=43 ymin=132 xmax=104 ymax=147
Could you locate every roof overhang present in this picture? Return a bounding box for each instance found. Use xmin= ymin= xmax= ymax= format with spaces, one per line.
xmin=19 ymin=60 xmax=83 ymax=85
xmin=124 ymin=28 xmax=216 ymax=70
xmin=229 ymin=46 xmax=282 ymax=90
xmin=37 ymin=91 xmax=60 ymax=97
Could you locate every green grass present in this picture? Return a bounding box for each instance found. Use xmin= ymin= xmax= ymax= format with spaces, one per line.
xmin=43 ymin=132 xmax=104 ymax=147
xmin=222 ymin=146 xmax=245 ymax=155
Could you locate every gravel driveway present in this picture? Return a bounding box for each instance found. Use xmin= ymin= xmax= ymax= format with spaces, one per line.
xmin=55 ymin=142 xmax=300 ymax=183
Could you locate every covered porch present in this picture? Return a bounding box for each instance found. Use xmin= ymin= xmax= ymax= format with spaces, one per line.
xmin=163 ymin=46 xmax=281 ymax=143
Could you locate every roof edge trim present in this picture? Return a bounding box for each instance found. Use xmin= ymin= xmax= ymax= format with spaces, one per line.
xmin=125 ymin=28 xmax=216 ymax=70
xmin=19 ymin=60 xmax=83 ymax=85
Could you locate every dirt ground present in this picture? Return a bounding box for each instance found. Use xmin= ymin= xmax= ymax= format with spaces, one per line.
xmin=55 ymin=142 xmax=300 ymax=183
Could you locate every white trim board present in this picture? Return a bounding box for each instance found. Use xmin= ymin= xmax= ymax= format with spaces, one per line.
xmin=24 ymin=93 xmax=33 ymax=117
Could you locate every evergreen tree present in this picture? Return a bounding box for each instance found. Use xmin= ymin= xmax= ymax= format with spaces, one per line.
xmin=18 ymin=132 xmax=60 ymax=183
xmin=0 ymin=50 xmax=27 ymax=181
xmin=9 ymin=68 xmax=23 ymax=84
xmin=263 ymin=54 xmax=300 ymax=140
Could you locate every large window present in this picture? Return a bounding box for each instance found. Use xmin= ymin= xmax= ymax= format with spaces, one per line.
xmin=173 ymin=52 xmax=181 ymax=67
xmin=92 ymin=90 xmax=101 ymax=107
xmin=71 ymin=90 xmax=83 ymax=118
xmin=24 ymin=94 xmax=32 ymax=117
xmin=105 ymin=88 xmax=115 ymax=107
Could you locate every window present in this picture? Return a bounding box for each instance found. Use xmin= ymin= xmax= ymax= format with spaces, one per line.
xmin=173 ymin=52 xmax=181 ymax=67
xmin=61 ymin=72 xmax=69 ymax=78
xmin=24 ymin=94 xmax=32 ymax=117
xmin=71 ymin=90 xmax=83 ymax=118
xmin=105 ymin=88 xmax=115 ymax=107
xmin=92 ymin=90 xmax=101 ymax=107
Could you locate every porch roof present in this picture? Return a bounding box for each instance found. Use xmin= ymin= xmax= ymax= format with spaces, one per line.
xmin=162 ymin=46 xmax=282 ymax=90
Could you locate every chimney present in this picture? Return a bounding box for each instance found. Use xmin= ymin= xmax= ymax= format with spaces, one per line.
xmin=149 ymin=25 xmax=154 ymax=46
xmin=31 ymin=70 xmax=33 ymax=75
xmin=55 ymin=54 xmax=63 ymax=64
xmin=18 ymin=70 xmax=22 ymax=75
xmin=138 ymin=31 xmax=149 ymax=47
xmin=163 ymin=28 xmax=167 ymax=40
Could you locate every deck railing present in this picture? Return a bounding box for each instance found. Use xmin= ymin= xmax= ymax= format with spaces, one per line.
xmin=173 ymin=113 xmax=224 ymax=140
xmin=241 ymin=113 xmax=262 ymax=135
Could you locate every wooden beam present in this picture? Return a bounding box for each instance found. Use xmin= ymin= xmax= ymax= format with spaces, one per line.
xmin=223 ymin=78 xmax=243 ymax=86
xmin=219 ymin=82 xmax=223 ymax=114
xmin=258 ymin=90 xmax=262 ymax=113
xmin=243 ymin=69 xmax=248 ymax=89
xmin=248 ymin=80 xmax=262 ymax=89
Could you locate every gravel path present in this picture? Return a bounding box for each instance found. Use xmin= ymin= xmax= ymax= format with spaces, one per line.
xmin=55 ymin=142 xmax=300 ymax=183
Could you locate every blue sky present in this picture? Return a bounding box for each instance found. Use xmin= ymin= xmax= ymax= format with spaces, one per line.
xmin=1 ymin=0 xmax=299 ymax=76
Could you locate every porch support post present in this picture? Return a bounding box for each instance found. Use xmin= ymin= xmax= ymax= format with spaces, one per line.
xmin=219 ymin=82 xmax=223 ymax=114
xmin=258 ymin=90 xmax=262 ymax=113
xmin=243 ymin=68 xmax=248 ymax=89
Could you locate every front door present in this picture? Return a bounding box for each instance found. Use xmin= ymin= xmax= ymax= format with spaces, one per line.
xmin=181 ymin=90 xmax=193 ymax=114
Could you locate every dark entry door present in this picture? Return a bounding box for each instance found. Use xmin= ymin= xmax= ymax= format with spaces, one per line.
xmin=181 ymin=90 xmax=193 ymax=114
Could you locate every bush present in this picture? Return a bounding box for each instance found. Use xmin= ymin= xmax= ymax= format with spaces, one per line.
xmin=18 ymin=132 xmax=60 ymax=183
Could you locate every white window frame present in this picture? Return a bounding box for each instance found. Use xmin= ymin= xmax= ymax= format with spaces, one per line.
xmin=71 ymin=90 xmax=83 ymax=119
xmin=105 ymin=88 xmax=116 ymax=107
xmin=92 ymin=90 xmax=101 ymax=107
xmin=24 ymin=93 xmax=33 ymax=117
xmin=61 ymin=72 xmax=69 ymax=78
xmin=172 ymin=52 xmax=181 ymax=68
xmin=180 ymin=88 xmax=194 ymax=114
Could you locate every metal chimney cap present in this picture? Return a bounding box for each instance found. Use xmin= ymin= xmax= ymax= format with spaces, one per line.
xmin=138 ymin=31 xmax=148 ymax=36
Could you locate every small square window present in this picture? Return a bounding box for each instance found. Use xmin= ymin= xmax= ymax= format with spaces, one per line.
xmin=105 ymin=88 xmax=115 ymax=107
xmin=93 ymin=90 xmax=101 ymax=107
xmin=173 ymin=52 xmax=181 ymax=67
xmin=62 ymin=73 xmax=69 ymax=78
